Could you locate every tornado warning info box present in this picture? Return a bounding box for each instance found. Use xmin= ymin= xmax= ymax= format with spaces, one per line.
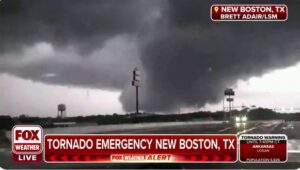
xmin=239 ymin=134 xmax=288 ymax=163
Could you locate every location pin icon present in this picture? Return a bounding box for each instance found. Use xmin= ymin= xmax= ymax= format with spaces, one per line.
xmin=214 ymin=6 xmax=219 ymax=13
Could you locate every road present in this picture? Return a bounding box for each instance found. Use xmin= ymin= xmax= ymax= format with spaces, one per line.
xmin=0 ymin=120 xmax=300 ymax=169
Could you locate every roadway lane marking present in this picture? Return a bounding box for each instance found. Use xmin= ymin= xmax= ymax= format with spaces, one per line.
xmin=218 ymin=127 xmax=231 ymax=132
xmin=237 ymin=127 xmax=257 ymax=135
xmin=238 ymin=121 xmax=281 ymax=135
xmin=262 ymin=122 xmax=277 ymax=128
xmin=254 ymin=122 xmax=260 ymax=126
xmin=267 ymin=122 xmax=282 ymax=133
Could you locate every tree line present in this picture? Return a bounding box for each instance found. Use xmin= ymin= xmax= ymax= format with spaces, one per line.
xmin=1 ymin=108 xmax=300 ymax=130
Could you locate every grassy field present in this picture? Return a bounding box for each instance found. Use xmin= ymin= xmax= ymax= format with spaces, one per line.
xmin=0 ymin=130 xmax=10 ymax=148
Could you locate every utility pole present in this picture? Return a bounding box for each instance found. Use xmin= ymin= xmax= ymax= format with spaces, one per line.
xmin=132 ymin=68 xmax=140 ymax=114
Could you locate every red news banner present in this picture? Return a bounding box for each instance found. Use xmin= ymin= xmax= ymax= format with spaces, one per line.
xmin=211 ymin=4 xmax=288 ymax=21
xmin=44 ymin=135 xmax=237 ymax=163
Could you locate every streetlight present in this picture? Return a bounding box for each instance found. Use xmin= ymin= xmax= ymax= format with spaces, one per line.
xmin=224 ymin=88 xmax=235 ymax=120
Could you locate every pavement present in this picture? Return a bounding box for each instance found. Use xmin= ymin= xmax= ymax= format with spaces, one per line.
xmin=0 ymin=120 xmax=300 ymax=169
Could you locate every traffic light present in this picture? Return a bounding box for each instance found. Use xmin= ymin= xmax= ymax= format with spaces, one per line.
xmin=132 ymin=68 xmax=140 ymax=86
xmin=132 ymin=68 xmax=140 ymax=114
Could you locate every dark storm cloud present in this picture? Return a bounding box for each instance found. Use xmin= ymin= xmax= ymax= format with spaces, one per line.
xmin=0 ymin=0 xmax=162 ymax=89
xmin=0 ymin=0 xmax=156 ymax=53
xmin=1 ymin=0 xmax=300 ymax=113
xmin=120 ymin=0 xmax=300 ymax=112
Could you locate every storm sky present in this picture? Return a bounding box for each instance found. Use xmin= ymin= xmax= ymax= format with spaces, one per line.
xmin=1 ymin=0 xmax=300 ymax=116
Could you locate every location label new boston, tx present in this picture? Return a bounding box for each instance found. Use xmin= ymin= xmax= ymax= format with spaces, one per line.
xmin=211 ymin=4 xmax=288 ymax=21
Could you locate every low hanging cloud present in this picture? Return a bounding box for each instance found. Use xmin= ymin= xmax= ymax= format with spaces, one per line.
xmin=1 ymin=0 xmax=300 ymax=113
xmin=121 ymin=0 xmax=300 ymax=112
xmin=0 ymin=37 xmax=140 ymax=90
